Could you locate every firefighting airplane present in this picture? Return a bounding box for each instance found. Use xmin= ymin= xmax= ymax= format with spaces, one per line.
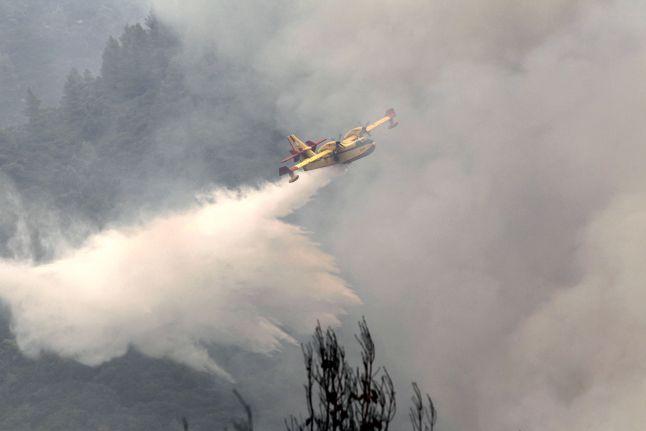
xmin=279 ymin=109 xmax=398 ymax=183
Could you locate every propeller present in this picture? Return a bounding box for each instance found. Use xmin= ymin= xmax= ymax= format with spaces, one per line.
xmin=333 ymin=134 xmax=342 ymax=161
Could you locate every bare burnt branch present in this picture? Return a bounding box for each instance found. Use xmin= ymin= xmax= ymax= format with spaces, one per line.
xmin=409 ymin=383 xmax=436 ymax=431
xmin=232 ymin=389 xmax=253 ymax=431
xmin=286 ymin=318 xmax=397 ymax=431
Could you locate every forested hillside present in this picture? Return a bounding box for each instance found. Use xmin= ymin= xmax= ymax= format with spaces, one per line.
xmin=0 ymin=0 xmax=147 ymax=127
xmin=0 ymin=13 xmax=286 ymax=430
xmin=0 ymin=14 xmax=283 ymax=261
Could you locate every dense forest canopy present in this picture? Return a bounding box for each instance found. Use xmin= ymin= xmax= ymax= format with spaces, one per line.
xmin=0 ymin=13 xmax=283 ymax=261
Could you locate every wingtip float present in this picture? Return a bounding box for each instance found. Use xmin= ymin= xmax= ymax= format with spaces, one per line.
xmin=278 ymin=108 xmax=398 ymax=183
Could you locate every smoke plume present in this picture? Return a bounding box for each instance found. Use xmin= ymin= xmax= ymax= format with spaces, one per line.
xmin=148 ymin=0 xmax=646 ymax=429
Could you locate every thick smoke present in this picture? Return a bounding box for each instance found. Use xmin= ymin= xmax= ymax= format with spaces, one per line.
xmin=0 ymin=171 xmax=359 ymax=380
xmin=149 ymin=1 xmax=646 ymax=430
xmin=503 ymin=194 xmax=646 ymax=429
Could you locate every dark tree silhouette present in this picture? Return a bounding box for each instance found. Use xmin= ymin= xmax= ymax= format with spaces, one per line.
xmin=180 ymin=320 xmax=436 ymax=431
xmin=286 ymin=318 xmax=397 ymax=431
xmin=409 ymin=383 xmax=437 ymax=431
xmin=231 ymin=389 xmax=254 ymax=431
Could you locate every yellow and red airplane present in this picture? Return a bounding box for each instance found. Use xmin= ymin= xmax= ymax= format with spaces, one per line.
xmin=279 ymin=109 xmax=398 ymax=183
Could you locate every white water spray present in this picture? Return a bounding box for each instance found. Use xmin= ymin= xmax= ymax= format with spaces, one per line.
xmin=0 ymin=171 xmax=358 ymax=380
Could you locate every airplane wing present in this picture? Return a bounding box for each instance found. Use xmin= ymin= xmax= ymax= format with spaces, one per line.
xmin=365 ymin=108 xmax=398 ymax=133
xmin=292 ymin=148 xmax=333 ymax=170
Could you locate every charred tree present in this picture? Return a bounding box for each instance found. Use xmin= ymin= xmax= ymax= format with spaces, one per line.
xmin=286 ymin=318 xmax=396 ymax=431
xmin=409 ymin=383 xmax=436 ymax=431
xmin=231 ymin=389 xmax=254 ymax=431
